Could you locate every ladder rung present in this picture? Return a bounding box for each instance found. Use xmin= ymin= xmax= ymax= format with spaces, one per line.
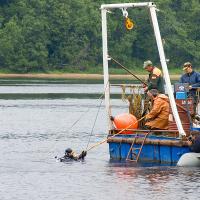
xmin=126 ymin=159 xmax=137 ymax=162
xmin=131 ymin=148 xmax=141 ymax=150
xmin=126 ymin=132 xmax=150 ymax=162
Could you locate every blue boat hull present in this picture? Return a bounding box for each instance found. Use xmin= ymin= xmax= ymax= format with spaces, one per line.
xmin=108 ymin=134 xmax=190 ymax=164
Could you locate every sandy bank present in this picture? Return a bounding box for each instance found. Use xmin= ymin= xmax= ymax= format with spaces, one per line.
xmin=0 ymin=73 xmax=180 ymax=80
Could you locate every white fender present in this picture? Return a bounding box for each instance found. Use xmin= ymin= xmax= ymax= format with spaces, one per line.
xmin=177 ymin=153 xmax=200 ymax=167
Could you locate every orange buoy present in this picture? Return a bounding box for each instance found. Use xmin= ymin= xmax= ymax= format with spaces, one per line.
xmin=113 ymin=113 xmax=138 ymax=134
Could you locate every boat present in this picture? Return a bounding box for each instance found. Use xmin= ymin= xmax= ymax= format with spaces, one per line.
xmin=100 ymin=2 xmax=200 ymax=166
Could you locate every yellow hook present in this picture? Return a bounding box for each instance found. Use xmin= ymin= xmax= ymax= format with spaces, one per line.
xmin=125 ymin=17 xmax=134 ymax=30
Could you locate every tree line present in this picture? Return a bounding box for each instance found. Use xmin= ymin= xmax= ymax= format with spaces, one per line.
xmin=0 ymin=0 xmax=199 ymax=73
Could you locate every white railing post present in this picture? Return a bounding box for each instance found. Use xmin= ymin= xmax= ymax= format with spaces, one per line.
xmin=101 ymin=8 xmax=112 ymax=131
xmin=101 ymin=2 xmax=151 ymax=9
xmin=149 ymin=5 xmax=186 ymax=137
xmin=101 ymin=2 xmax=186 ymax=137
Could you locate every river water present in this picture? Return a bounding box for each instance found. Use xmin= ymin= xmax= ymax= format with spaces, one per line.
xmin=0 ymin=80 xmax=200 ymax=200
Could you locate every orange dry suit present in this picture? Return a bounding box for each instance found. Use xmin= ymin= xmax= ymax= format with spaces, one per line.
xmin=145 ymin=94 xmax=170 ymax=130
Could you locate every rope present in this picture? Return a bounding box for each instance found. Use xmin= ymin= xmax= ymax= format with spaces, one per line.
xmin=68 ymin=92 xmax=104 ymax=135
xmin=70 ymin=81 xmax=108 ymax=153
xmin=68 ymin=108 xmax=90 ymax=131
xmin=109 ymin=55 xmax=147 ymax=85
xmin=49 ymin=92 xmax=105 ymax=159
xmin=85 ymin=96 xmax=104 ymax=150
xmin=86 ymin=115 xmax=146 ymax=152
xmin=44 ymin=106 xmax=91 ymax=159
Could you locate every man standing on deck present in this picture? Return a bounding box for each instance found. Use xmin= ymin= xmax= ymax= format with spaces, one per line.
xmin=179 ymin=62 xmax=200 ymax=114
xmin=143 ymin=60 xmax=165 ymax=94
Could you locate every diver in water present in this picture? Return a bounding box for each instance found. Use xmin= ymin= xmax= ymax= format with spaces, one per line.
xmin=188 ymin=133 xmax=200 ymax=153
xmin=58 ymin=148 xmax=87 ymax=162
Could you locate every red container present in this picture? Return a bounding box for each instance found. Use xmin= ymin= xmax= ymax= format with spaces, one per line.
xmin=168 ymin=98 xmax=193 ymax=135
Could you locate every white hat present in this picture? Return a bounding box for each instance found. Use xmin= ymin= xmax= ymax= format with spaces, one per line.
xmin=143 ymin=60 xmax=152 ymax=68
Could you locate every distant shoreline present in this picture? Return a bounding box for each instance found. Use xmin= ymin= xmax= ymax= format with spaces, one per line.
xmin=0 ymin=73 xmax=180 ymax=80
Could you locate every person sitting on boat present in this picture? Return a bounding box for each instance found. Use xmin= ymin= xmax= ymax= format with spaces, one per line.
xmin=179 ymin=62 xmax=200 ymax=114
xmin=143 ymin=60 xmax=165 ymax=94
xmin=145 ymin=89 xmax=170 ymax=130
xmin=187 ymin=133 xmax=200 ymax=153
xmin=59 ymin=148 xmax=87 ymax=162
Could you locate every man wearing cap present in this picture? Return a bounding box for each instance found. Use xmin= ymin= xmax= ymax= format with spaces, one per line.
xmin=180 ymin=62 xmax=200 ymax=112
xmin=143 ymin=60 xmax=165 ymax=94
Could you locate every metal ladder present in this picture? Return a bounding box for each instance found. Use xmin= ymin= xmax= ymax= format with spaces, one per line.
xmin=126 ymin=132 xmax=149 ymax=162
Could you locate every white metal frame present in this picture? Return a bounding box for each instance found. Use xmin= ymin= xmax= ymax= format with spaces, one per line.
xmin=101 ymin=2 xmax=186 ymax=137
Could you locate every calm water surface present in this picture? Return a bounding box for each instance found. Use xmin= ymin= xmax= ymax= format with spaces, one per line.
xmin=0 ymin=81 xmax=200 ymax=200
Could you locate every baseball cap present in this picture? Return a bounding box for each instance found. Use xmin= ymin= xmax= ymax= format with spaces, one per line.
xmin=183 ymin=62 xmax=192 ymax=70
xmin=143 ymin=60 xmax=152 ymax=68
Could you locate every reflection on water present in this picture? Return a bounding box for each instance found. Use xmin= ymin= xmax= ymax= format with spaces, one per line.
xmin=0 ymin=93 xmax=122 ymax=99
xmin=0 ymin=78 xmax=141 ymax=85
xmin=0 ymin=84 xmax=105 ymax=94
xmin=0 ymin=81 xmax=141 ymax=99
xmin=0 ymin=81 xmax=199 ymax=200
xmin=0 ymin=78 xmax=105 ymax=84
xmin=107 ymin=163 xmax=200 ymax=199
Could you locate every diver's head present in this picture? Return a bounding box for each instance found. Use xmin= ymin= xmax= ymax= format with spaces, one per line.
xmin=65 ymin=148 xmax=72 ymax=155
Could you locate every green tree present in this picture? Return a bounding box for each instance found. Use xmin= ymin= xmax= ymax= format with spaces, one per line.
xmin=0 ymin=0 xmax=199 ymax=72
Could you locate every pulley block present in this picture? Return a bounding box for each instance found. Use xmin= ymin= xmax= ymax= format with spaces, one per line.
xmin=125 ymin=17 xmax=134 ymax=30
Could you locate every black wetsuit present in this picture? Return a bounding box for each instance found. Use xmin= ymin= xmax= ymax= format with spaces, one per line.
xmin=59 ymin=151 xmax=87 ymax=162
xmin=190 ymin=135 xmax=200 ymax=153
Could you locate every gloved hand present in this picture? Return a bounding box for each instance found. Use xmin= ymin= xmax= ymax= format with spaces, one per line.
xmin=143 ymin=86 xmax=148 ymax=92
xmin=110 ymin=116 xmax=114 ymax=121
xmin=81 ymin=150 xmax=87 ymax=158
xmin=142 ymin=83 xmax=147 ymax=88
xmin=145 ymin=117 xmax=152 ymax=122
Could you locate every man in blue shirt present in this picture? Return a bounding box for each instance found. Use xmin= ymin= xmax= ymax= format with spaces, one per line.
xmin=179 ymin=62 xmax=200 ymax=114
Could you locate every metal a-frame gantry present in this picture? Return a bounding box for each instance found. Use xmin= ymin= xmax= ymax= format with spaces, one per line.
xmin=100 ymin=2 xmax=186 ymax=138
